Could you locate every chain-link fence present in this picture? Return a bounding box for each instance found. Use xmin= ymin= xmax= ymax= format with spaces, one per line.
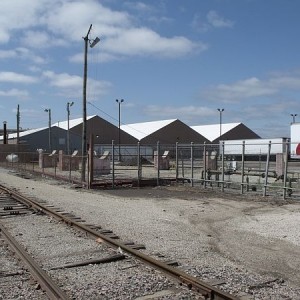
xmin=1 ymin=140 xmax=300 ymax=200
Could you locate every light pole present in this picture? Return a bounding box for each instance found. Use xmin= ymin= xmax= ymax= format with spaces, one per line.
xmin=44 ymin=108 xmax=52 ymax=152
xmin=217 ymin=108 xmax=224 ymax=139
xmin=67 ymin=101 xmax=74 ymax=155
xmin=291 ymin=113 xmax=297 ymax=123
xmin=3 ymin=121 xmax=7 ymax=144
xmin=81 ymin=24 xmax=100 ymax=182
xmin=116 ymin=99 xmax=124 ymax=161
xmin=16 ymin=105 xmax=20 ymax=144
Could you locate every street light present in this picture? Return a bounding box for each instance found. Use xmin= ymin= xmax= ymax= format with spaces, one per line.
xmin=67 ymin=101 xmax=74 ymax=155
xmin=116 ymin=99 xmax=124 ymax=161
xmin=44 ymin=109 xmax=52 ymax=152
xmin=3 ymin=121 xmax=7 ymax=145
xmin=217 ymin=108 xmax=224 ymax=138
xmin=81 ymin=24 xmax=100 ymax=182
xmin=291 ymin=113 xmax=297 ymax=123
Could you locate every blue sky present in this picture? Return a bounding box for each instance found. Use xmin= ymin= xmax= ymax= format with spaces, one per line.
xmin=1 ymin=0 xmax=300 ymax=138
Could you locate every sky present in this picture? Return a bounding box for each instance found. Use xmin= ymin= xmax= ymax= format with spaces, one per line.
xmin=1 ymin=0 xmax=300 ymax=139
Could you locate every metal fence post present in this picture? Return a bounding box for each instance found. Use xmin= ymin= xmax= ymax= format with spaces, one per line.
xmin=175 ymin=142 xmax=178 ymax=181
xmin=203 ymin=142 xmax=206 ymax=188
xmin=221 ymin=141 xmax=225 ymax=192
xmin=54 ymin=155 xmax=57 ymax=178
xmin=191 ymin=142 xmax=194 ymax=187
xmin=112 ymin=140 xmax=115 ymax=189
xmin=263 ymin=141 xmax=271 ymax=197
xmin=69 ymin=154 xmax=72 ymax=182
xmin=137 ymin=142 xmax=141 ymax=187
xmin=157 ymin=141 xmax=160 ymax=186
xmin=283 ymin=139 xmax=289 ymax=200
xmin=241 ymin=141 xmax=245 ymax=194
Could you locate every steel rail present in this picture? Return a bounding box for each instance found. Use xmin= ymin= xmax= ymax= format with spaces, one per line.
xmin=0 ymin=184 xmax=239 ymax=300
xmin=0 ymin=223 xmax=69 ymax=300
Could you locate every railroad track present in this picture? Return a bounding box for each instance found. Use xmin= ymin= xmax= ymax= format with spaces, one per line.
xmin=0 ymin=183 xmax=239 ymax=299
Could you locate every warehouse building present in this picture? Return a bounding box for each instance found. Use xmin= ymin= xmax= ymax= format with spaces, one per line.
xmin=2 ymin=126 xmax=82 ymax=153
xmin=121 ymin=119 xmax=209 ymax=144
xmin=1 ymin=117 xmax=262 ymax=156
xmin=191 ymin=122 xmax=261 ymax=144
xmin=54 ymin=115 xmax=138 ymax=145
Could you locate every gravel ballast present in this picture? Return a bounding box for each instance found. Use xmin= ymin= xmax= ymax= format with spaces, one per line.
xmin=0 ymin=168 xmax=300 ymax=299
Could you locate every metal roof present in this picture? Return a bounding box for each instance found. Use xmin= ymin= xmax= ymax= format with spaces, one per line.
xmin=191 ymin=123 xmax=241 ymax=142
xmin=1 ymin=127 xmax=48 ymax=140
xmin=121 ymin=119 xmax=177 ymax=141
xmin=1 ymin=115 xmax=96 ymax=140
xmin=53 ymin=115 xmax=96 ymax=130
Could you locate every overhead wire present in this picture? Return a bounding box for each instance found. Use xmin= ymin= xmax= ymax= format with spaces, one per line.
xmin=87 ymin=101 xmax=148 ymax=137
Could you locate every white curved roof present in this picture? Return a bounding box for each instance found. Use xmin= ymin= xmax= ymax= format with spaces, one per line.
xmin=191 ymin=123 xmax=241 ymax=142
xmin=53 ymin=115 xmax=96 ymax=130
xmin=121 ymin=119 xmax=177 ymax=141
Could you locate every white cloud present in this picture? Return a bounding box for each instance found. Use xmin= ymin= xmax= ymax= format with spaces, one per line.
xmin=0 ymin=88 xmax=29 ymax=97
xmin=202 ymin=73 xmax=300 ymax=103
xmin=145 ymin=105 xmax=215 ymax=118
xmin=0 ymin=0 xmax=204 ymax=60
xmin=21 ymin=30 xmax=68 ymax=49
xmin=103 ymin=27 xmax=206 ymax=58
xmin=0 ymin=48 xmax=46 ymax=64
xmin=191 ymin=11 xmax=234 ymax=32
xmin=269 ymin=75 xmax=300 ymax=89
xmin=207 ymin=10 xmax=234 ymax=28
xmin=0 ymin=72 xmax=38 ymax=83
xmin=42 ymin=70 xmax=112 ymax=97
xmin=203 ymin=77 xmax=277 ymax=102
xmin=0 ymin=0 xmax=54 ymax=42
xmin=69 ymin=51 xmax=123 ymax=63
xmin=123 ymin=1 xmax=154 ymax=13
xmin=42 ymin=1 xmax=131 ymax=41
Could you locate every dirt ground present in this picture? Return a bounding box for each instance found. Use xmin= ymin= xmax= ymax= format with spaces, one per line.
xmin=101 ymin=185 xmax=300 ymax=287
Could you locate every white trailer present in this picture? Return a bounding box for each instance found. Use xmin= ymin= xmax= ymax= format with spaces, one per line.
xmin=290 ymin=123 xmax=300 ymax=159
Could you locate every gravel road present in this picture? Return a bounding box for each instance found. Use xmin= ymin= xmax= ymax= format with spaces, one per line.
xmin=0 ymin=167 xmax=300 ymax=299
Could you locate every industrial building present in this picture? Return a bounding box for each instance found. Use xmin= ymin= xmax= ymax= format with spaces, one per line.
xmin=121 ymin=119 xmax=209 ymax=144
xmin=54 ymin=115 xmax=138 ymax=145
xmin=191 ymin=122 xmax=261 ymax=144
xmin=1 ymin=116 xmax=265 ymax=156
xmin=2 ymin=126 xmax=82 ymax=153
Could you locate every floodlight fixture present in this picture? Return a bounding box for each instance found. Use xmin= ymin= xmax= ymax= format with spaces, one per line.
xmin=291 ymin=113 xmax=297 ymax=123
xmin=90 ymin=37 xmax=100 ymax=48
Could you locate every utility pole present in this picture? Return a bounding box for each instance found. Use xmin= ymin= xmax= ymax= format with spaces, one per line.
xmin=81 ymin=24 xmax=100 ymax=182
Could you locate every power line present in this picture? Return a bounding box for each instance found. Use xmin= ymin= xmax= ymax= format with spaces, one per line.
xmin=87 ymin=101 xmax=148 ymax=137
xmin=87 ymin=101 xmax=118 ymax=124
